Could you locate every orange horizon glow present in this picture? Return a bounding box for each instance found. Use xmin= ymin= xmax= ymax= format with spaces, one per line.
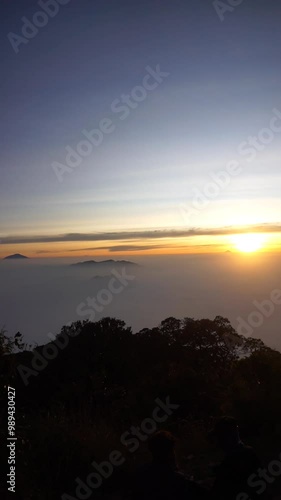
xmin=1 ymin=231 xmax=281 ymax=259
xmin=231 ymin=233 xmax=268 ymax=254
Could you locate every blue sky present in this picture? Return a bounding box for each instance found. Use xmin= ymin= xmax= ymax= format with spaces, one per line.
xmin=1 ymin=0 xmax=281 ymax=256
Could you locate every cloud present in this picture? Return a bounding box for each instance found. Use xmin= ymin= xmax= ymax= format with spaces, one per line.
xmin=36 ymin=250 xmax=54 ymax=254
xmin=67 ymin=245 xmax=169 ymax=252
xmin=1 ymin=224 xmax=281 ymax=245
xmin=100 ymin=245 xmax=168 ymax=252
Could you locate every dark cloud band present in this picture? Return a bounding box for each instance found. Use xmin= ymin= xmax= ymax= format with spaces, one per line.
xmin=1 ymin=224 xmax=281 ymax=245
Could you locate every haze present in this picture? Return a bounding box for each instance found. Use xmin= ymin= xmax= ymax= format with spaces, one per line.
xmin=1 ymin=253 xmax=280 ymax=351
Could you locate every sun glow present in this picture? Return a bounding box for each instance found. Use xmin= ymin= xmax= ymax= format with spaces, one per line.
xmin=232 ymin=233 xmax=267 ymax=253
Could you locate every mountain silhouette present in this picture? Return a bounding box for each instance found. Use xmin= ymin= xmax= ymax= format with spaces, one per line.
xmin=3 ymin=253 xmax=29 ymax=260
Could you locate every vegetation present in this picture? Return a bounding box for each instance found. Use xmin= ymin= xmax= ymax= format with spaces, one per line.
xmin=1 ymin=317 xmax=281 ymax=499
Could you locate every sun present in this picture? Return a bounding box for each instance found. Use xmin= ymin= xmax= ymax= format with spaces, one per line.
xmin=232 ymin=233 xmax=267 ymax=253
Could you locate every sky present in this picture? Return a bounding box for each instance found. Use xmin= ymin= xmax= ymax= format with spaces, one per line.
xmin=1 ymin=0 xmax=281 ymax=258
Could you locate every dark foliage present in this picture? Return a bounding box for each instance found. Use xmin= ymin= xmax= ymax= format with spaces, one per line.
xmin=1 ymin=317 xmax=281 ymax=499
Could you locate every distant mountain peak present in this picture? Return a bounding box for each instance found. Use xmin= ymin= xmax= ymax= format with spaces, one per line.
xmin=3 ymin=253 xmax=29 ymax=260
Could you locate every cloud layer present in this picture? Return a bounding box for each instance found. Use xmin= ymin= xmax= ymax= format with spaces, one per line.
xmin=1 ymin=224 xmax=281 ymax=245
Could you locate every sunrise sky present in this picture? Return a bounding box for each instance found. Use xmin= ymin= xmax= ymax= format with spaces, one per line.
xmin=1 ymin=0 xmax=281 ymax=258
